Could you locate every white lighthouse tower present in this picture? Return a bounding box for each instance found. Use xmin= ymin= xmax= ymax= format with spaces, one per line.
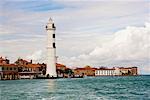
xmin=46 ymin=18 xmax=57 ymax=77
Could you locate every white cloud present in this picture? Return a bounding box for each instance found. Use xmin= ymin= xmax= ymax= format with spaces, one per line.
xmin=58 ymin=23 xmax=150 ymax=74
xmin=0 ymin=37 xmax=47 ymax=63
xmin=26 ymin=50 xmax=46 ymax=63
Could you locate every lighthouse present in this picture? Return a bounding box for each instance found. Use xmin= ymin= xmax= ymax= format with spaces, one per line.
xmin=46 ymin=18 xmax=57 ymax=77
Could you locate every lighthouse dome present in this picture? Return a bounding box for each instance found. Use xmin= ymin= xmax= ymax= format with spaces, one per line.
xmin=48 ymin=18 xmax=53 ymax=23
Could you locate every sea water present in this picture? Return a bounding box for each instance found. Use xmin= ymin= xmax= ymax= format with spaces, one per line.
xmin=0 ymin=75 xmax=150 ymax=100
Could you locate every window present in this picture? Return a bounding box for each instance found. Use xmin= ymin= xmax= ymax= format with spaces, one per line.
xmin=52 ymin=24 xmax=55 ymax=28
xmin=95 ymin=71 xmax=98 ymax=75
xmin=2 ymin=67 xmax=4 ymax=70
xmin=53 ymin=34 xmax=55 ymax=38
xmin=53 ymin=43 xmax=56 ymax=48
xmin=14 ymin=68 xmax=16 ymax=70
xmin=10 ymin=68 xmax=12 ymax=70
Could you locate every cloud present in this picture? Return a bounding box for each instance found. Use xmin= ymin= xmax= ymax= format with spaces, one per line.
xmin=0 ymin=37 xmax=47 ymax=64
xmin=89 ymin=23 xmax=150 ymax=61
xmin=58 ymin=23 xmax=150 ymax=73
xmin=26 ymin=50 xmax=46 ymax=63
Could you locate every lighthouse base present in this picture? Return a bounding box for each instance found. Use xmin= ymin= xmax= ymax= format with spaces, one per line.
xmin=46 ymin=74 xmax=57 ymax=78
xmin=35 ymin=74 xmax=84 ymax=79
xmin=35 ymin=75 xmax=59 ymax=79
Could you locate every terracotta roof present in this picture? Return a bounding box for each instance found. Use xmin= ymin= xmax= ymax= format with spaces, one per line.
xmin=15 ymin=59 xmax=29 ymax=63
xmin=38 ymin=63 xmax=46 ymax=66
xmin=75 ymin=67 xmax=97 ymax=70
xmin=96 ymin=68 xmax=115 ymax=70
xmin=0 ymin=56 xmax=5 ymax=60
xmin=56 ymin=63 xmax=66 ymax=67
xmin=84 ymin=66 xmax=91 ymax=69
xmin=24 ymin=64 xmax=41 ymax=68
xmin=119 ymin=67 xmax=132 ymax=69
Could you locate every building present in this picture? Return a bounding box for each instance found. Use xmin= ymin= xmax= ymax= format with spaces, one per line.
xmin=0 ymin=57 xmax=18 ymax=80
xmin=56 ymin=63 xmax=67 ymax=71
xmin=46 ymin=18 xmax=57 ymax=77
xmin=15 ymin=58 xmax=32 ymax=65
xmin=0 ymin=57 xmax=47 ymax=80
xmin=15 ymin=58 xmax=46 ymax=79
xmin=131 ymin=67 xmax=138 ymax=75
xmin=18 ymin=64 xmax=42 ymax=79
xmin=95 ymin=67 xmax=115 ymax=76
xmin=74 ymin=66 xmax=97 ymax=76
xmin=0 ymin=64 xmax=19 ymax=80
xmin=56 ymin=63 xmax=74 ymax=78
xmin=0 ymin=57 xmax=9 ymax=64
xmin=95 ymin=67 xmax=138 ymax=76
xmin=114 ymin=67 xmax=138 ymax=76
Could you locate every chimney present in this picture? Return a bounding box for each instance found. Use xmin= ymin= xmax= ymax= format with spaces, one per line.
xmin=30 ymin=60 xmax=32 ymax=64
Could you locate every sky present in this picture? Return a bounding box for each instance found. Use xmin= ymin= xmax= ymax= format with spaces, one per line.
xmin=0 ymin=0 xmax=150 ymax=74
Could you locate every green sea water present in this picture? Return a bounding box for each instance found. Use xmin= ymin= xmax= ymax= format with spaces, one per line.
xmin=0 ymin=76 xmax=150 ymax=100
